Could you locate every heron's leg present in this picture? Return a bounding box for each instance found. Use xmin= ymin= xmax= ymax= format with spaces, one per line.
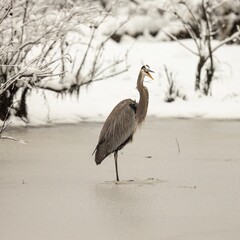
xmin=114 ymin=151 xmax=119 ymax=182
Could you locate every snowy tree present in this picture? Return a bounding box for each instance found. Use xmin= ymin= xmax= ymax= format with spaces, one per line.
xmin=162 ymin=0 xmax=240 ymax=95
xmin=0 ymin=0 xmax=129 ymax=122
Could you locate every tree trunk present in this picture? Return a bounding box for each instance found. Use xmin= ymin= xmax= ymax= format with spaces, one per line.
xmin=203 ymin=67 xmax=215 ymax=95
xmin=15 ymin=87 xmax=29 ymax=121
xmin=0 ymin=86 xmax=18 ymax=121
xmin=195 ymin=56 xmax=206 ymax=92
xmin=0 ymin=83 xmax=30 ymax=122
xmin=0 ymin=91 xmax=12 ymax=121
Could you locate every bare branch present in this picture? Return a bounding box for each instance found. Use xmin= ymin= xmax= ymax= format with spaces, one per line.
xmin=75 ymin=26 xmax=96 ymax=81
xmin=90 ymin=16 xmax=131 ymax=81
xmin=164 ymin=64 xmax=172 ymax=85
xmin=160 ymin=29 xmax=198 ymax=56
xmin=0 ymin=135 xmax=28 ymax=144
xmin=87 ymin=67 xmax=129 ymax=84
xmin=211 ymin=30 xmax=240 ymax=53
xmin=171 ymin=4 xmax=201 ymax=54
xmin=0 ymin=1 xmax=12 ymax=25
xmin=20 ymin=0 xmax=30 ymax=45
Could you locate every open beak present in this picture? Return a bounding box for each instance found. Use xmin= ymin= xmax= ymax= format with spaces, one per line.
xmin=146 ymin=70 xmax=154 ymax=80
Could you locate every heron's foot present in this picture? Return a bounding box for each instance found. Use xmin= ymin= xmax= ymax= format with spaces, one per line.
xmin=114 ymin=179 xmax=133 ymax=184
xmin=112 ymin=178 xmax=168 ymax=185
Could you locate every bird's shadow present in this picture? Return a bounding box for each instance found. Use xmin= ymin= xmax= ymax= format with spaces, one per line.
xmin=102 ymin=178 xmax=168 ymax=186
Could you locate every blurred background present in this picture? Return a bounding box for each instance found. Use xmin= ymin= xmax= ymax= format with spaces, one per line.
xmin=1 ymin=0 xmax=240 ymax=128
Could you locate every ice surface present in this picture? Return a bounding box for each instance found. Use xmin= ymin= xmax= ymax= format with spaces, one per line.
xmin=1 ymin=119 xmax=240 ymax=240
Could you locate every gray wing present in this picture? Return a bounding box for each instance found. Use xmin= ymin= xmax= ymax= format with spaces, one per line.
xmin=94 ymin=99 xmax=137 ymax=165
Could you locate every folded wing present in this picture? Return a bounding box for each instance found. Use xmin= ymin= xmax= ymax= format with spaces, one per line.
xmin=94 ymin=99 xmax=137 ymax=165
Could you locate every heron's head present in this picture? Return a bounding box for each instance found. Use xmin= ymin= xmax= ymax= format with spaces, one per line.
xmin=141 ymin=65 xmax=154 ymax=80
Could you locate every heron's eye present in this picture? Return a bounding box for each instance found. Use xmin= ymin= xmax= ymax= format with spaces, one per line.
xmin=145 ymin=65 xmax=150 ymax=71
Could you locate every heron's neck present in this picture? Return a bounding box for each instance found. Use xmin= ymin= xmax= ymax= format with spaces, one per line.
xmin=136 ymin=71 xmax=149 ymax=125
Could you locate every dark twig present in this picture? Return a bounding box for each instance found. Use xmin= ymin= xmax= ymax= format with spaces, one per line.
xmin=175 ymin=138 xmax=180 ymax=153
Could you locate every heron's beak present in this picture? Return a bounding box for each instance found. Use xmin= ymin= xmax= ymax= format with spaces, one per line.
xmin=146 ymin=70 xmax=154 ymax=80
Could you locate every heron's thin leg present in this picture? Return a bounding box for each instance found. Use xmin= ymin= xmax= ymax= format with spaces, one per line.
xmin=114 ymin=151 xmax=119 ymax=182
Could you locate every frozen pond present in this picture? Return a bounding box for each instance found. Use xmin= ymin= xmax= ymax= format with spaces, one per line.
xmin=1 ymin=118 xmax=240 ymax=240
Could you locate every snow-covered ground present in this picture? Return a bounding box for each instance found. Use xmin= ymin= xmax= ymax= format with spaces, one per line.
xmin=24 ymin=38 xmax=240 ymax=125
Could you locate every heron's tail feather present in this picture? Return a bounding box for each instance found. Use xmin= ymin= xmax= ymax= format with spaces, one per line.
xmin=94 ymin=144 xmax=107 ymax=165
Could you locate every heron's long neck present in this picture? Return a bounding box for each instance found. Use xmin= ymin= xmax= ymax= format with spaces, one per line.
xmin=136 ymin=71 xmax=149 ymax=125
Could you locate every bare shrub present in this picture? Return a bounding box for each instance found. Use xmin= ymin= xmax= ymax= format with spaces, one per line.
xmin=0 ymin=0 xmax=129 ymax=122
xmin=161 ymin=0 xmax=240 ymax=95
xmin=163 ymin=65 xmax=187 ymax=102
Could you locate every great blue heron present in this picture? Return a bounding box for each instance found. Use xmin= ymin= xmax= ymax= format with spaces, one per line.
xmin=93 ymin=65 xmax=154 ymax=181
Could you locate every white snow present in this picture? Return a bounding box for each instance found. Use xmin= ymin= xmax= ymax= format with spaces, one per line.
xmin=9 ymin=38 xmax=240 ymax=126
